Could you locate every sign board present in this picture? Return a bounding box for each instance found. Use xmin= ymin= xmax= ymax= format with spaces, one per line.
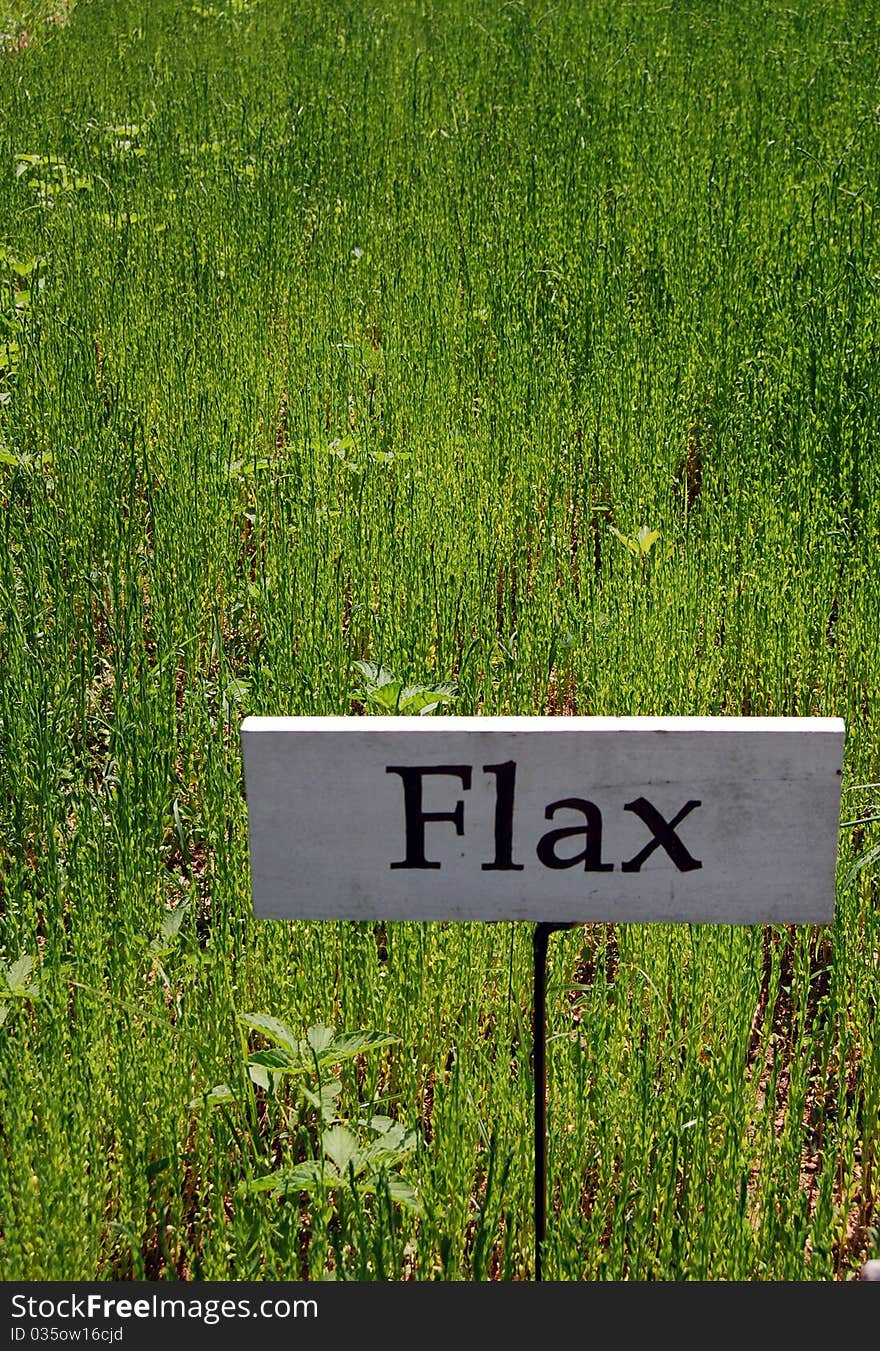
xmin=241 ymin=716 xmax=844 ymax=925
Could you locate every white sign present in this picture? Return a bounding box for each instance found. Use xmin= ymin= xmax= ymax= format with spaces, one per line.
xmin=241 ymin=716 xmax=844 ymax=924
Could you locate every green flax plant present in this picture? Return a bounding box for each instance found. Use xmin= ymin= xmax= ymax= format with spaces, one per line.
xmin=0 ymin=0 xmax=878 ymax=1279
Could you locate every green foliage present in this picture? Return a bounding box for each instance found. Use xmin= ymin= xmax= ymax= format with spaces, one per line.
xmin=0 ymin=0 xmax=879 ymax=1283
xmin=0 ymin=952 xmax=41 ymax=1023
xmin=243 ymin=1119 xmax=420 ymax=1213
xmin=352 ymin=661 xmax=458 ymax=716
xmin=609 ymin=524 xmax=661 ymax=560
xmin=0 ymin=244 xmax=44 ymax=415
xmin=238 ymin=1013 xmax=399 ymax=1079
xmin=197 ymin=1016 xmax=421 ymax=1239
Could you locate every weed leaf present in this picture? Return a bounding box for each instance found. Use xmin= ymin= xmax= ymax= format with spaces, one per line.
xmin=300 ymin=1077 xmax=342 ymax=1122
xmin=384 ymin=1175 xmax=421 ymax=1212
xmin=238 ymin=1012 xmax=300 ymax=1056
xmin=189 ymin=1083 xmax=236 ymax=1109
xmin=148 ymin=901 xmax=190 ymax=960
xmin=327 ymin=1030 xmax=399 ymax=1061
xmin=248 ymin=1047 xmax=293 ymax=1070
xmin=304 ymin=1023 xmax=336 ymax=1057
xmin=322 ymin=1125 xmax=363 ymax=1176
xmin=2 ymin=954 xmax=40 ymax=998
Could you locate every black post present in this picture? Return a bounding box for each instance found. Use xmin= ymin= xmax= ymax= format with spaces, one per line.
xmin=533 ymin=921 xmax=577 ymax=1282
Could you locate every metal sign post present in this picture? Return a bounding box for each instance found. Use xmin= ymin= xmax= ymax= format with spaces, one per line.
xmin=241 ymin=715 xmax=845 ymax=1279
xmin=533 ymin=920 xmax=577 ymax=1282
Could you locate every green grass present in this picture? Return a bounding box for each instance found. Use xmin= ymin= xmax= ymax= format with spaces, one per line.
xmin=0 ymin=0 xmax=72 ymax=54
xmin=0 ymin=0 xmax=879 ymax=1280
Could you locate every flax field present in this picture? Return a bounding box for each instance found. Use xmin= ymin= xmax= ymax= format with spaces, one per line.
xmin=1 ymin=0 xmax=879 ymax=1280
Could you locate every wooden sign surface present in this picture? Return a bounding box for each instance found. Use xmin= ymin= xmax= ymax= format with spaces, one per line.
xmin=241 ymin=716 xmax=844 ymax=924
